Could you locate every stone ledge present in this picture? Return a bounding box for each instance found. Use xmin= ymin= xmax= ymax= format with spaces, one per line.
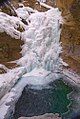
xmin=18 ymin=113 xmax=61 ymax=119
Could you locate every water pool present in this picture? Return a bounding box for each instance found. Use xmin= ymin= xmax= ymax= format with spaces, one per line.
xmin=13 ymin=80 xmax=73 ymax=119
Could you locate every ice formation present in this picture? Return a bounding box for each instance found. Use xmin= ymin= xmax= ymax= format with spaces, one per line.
xmin=2 ymin=7 xmax=62 ymax=73
xmin=0 ymin=5 xmax=63 ymax=88
xmin=0 ymin=1 xmax=64 ymax=91
xmin=0 ymin=4 xmax=64 ymax=118
xmin=0 ymin=5 xmax=63 ymax=73
xmin=17 ymin=8 xmax=62 ymax=73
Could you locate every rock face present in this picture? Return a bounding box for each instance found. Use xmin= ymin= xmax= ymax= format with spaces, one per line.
xmin=0 ymin=33 xmax=22 ymax=62
xmin=56 ymin=0 xmax=80 ymax=73
xmin=18 ymin=113 xmax=61 ymax=119
xmin=0 ymin=32 xmax=23 ymax=69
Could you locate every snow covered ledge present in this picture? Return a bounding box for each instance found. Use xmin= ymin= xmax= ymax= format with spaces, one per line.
xmin=63 ymin=69 xmax=80 ymax=86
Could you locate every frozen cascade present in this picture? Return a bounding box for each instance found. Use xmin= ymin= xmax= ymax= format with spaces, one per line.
xmin=0 ymin=6 xmax=64 ymax=93
xmin=0 ymin=6 xmax=65 ymax=119
xmin=0 ymin=6 xmax=63 ymax=77
xmin=17 ymin=8 xmax=63 ymax=74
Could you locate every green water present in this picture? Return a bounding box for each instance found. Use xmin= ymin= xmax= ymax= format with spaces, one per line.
xmin=14 ymin=79 xmax=73 ymax=119
xmin=49 ymin=80 xmax=73 ymax=115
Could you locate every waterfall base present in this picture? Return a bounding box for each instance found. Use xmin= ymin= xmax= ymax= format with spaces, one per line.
xmin=13 ymin=80 xmax=72 ymax=119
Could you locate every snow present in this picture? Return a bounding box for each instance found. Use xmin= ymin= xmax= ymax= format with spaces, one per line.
xmin=63 ymin=69 xmax=80 ymax=84
xmin=16 ymin=6 xmax=37 ymax=20
xmin=0 ymin=64 xmax=9 ymax=72
xmin=0 ymin=67 xmax=26 ymax=98
xmin=37 ymin=0 xmax=46 ymax=3
xmin=39 ymin=2 xmax=53 ymax=9
xmin=16 ymin=7 xmax=29 ymax=20
xmin=23 ymin=67 xmax=50 ymax=77
xmin=0 ymin=12 xmax=26 ymax=39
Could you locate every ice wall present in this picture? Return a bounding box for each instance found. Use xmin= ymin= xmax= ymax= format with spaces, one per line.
xmin=17 ymin=8 xmax=62 ymax=74
xmin=0 ymin=3 xmax=63 ymax=75
xmin=0 ymin=6 xmax=63 ymax=86
xmin=0 ymin=5 xmax=63 ymax=86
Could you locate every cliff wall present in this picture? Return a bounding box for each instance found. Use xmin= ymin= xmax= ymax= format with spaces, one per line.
xmin=56 ymin=0 xmax=80 ymax=73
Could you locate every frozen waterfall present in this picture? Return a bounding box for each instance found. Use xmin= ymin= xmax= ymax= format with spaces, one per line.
xmin=0 ymin=4 xmax=65 ymax=119
xmin=0 ymin=6 xmax=63 ymax=86
xmin=17 ymin=8 xmax=63 ymax=73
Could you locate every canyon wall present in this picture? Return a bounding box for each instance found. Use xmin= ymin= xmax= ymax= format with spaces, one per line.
xmin=0 ymin=33 xmax=23 ymax=72
xmin=56 ymin=0 xmax=80 ymax=73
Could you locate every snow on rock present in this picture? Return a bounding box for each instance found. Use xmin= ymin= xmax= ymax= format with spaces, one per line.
xmin=16 ymin=7 xmax=29 ymax=20
xmin=0 ymin=66 xmax=26 ymax=119
xmin=39 ymin=2 xmax=53 ymax=9
xmin=37 ymin=0 xmax=46 ymax=3
xmin=0 ymin=64 xmax=9 ymax=72
xmin=0 ymin=67 xmax=26 ymax=99
xmin=63 ymin=69 xmax=80 ymax=84
xmin=16 ymin=6 xmax=37 ymax=20
xmin=0 ymin=12 xmax=26 ymax=39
